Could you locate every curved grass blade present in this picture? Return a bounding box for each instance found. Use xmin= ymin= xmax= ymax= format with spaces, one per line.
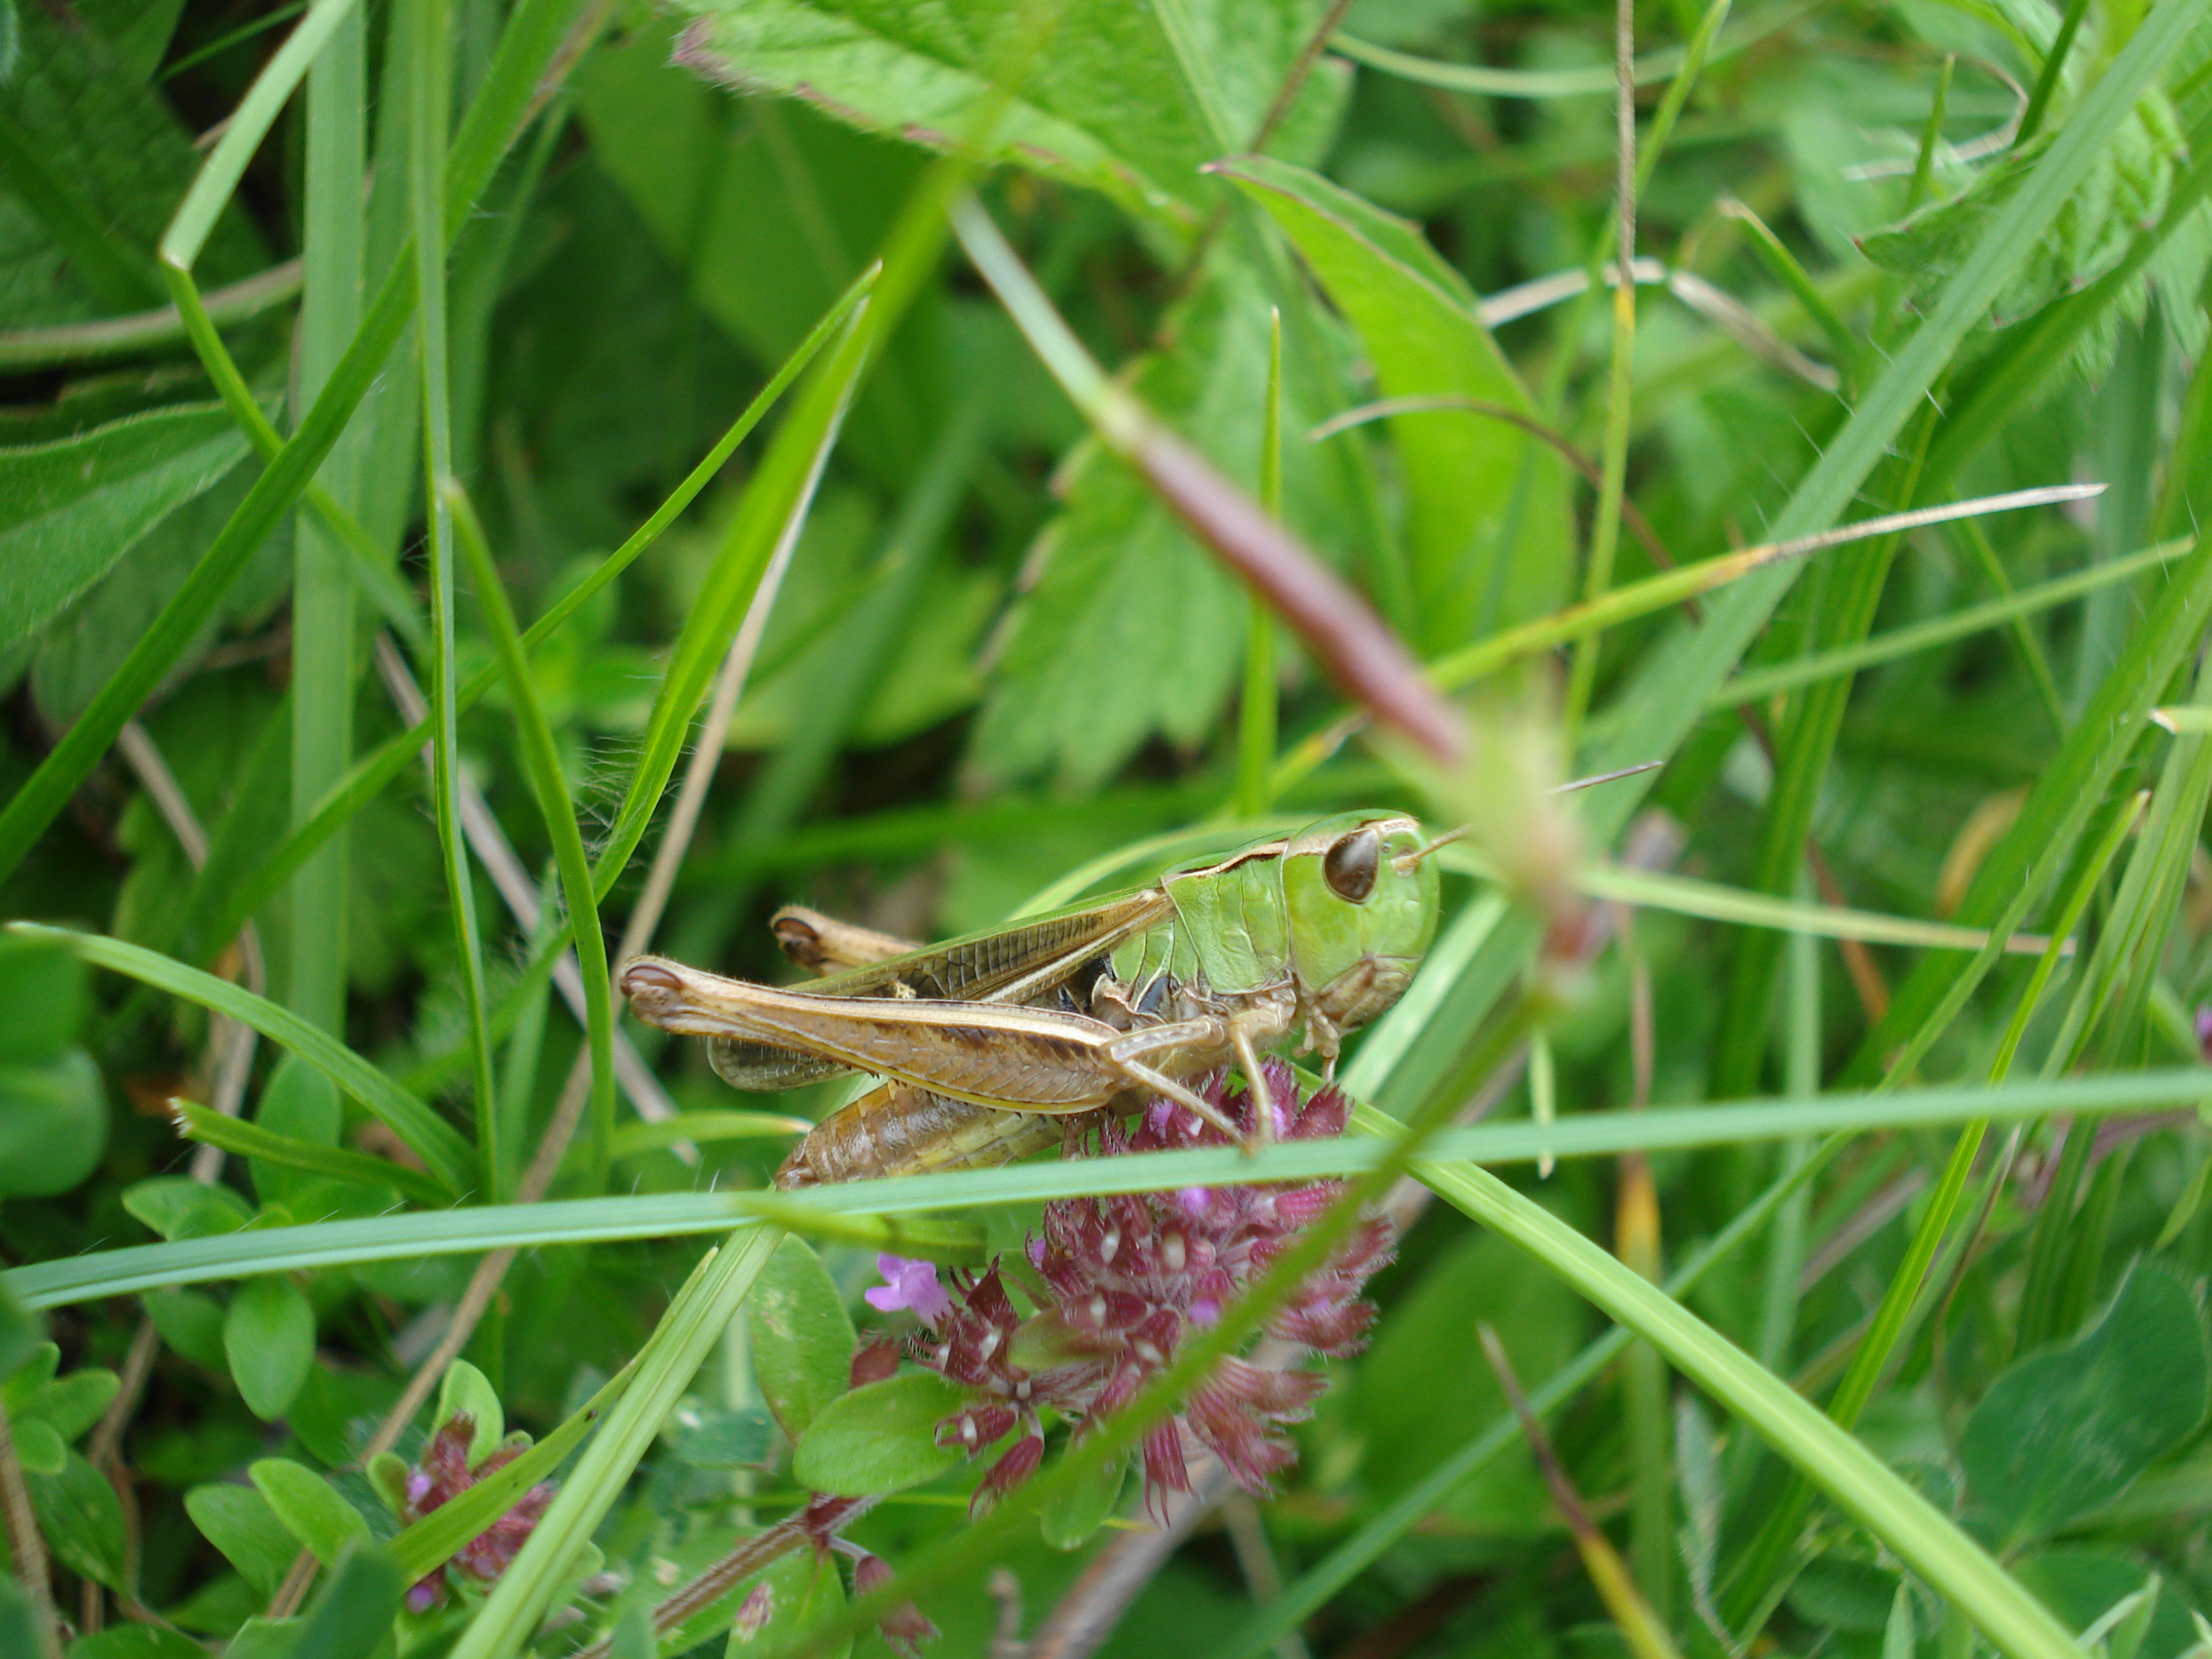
xmin=11 ymin=923 xmax=472 ymax=1195
xmin=449 ymin=483 xmax=616 ymax=1184
xmin=17 ymin=1066 xmax=2212 ymax=1300
xmin=171 ymin=1100 xmax=451 ymax=1208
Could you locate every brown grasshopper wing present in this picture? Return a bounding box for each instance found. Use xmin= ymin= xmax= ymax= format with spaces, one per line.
xmin=761 ymin=908 xmax=1100 ymax=1189
xmin=687 ymin=889 xmax=1171 ymax=1091
xmin=770 ymin=907 xmax=920 ymax=974
xmin=620 ymin=958 xmax=1140 ymax=1111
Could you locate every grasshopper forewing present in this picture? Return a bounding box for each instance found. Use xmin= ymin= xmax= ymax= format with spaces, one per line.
xmin=619 ymin=960 xmax=1251 ymax=1134
xmin=762 ymin=906 xmax=1076 ymax=1187
xmin=704 ymin=889 xmax=1172 ymax=1092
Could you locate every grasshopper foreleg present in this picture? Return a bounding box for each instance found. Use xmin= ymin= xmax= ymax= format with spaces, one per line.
xmin=1107 ymin=1010 xmax=1288 ymax=1156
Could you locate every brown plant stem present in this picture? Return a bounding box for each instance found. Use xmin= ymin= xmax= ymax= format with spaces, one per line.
xmin=0 ymin=1405 xmax=64 ymax=1659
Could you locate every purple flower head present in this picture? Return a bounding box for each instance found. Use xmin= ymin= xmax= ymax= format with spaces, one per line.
xmin=866 ymin=1254 xmax=953 ymax=1325
xmin=910 ymin=1063 xmax=1393 ymax=1520
xmin=2197 ymin=1002 xmax=2212 ymax=1062
xmin=395 ymin=1414 xmax=555 ymax=1611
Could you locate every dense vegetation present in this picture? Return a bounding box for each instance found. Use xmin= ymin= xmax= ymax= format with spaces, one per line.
xmin=4 ymin=0 xmax=2212 ymax=1653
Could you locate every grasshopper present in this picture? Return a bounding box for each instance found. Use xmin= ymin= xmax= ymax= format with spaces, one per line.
xmin=618 ymin=811 xmax=1443 ymax=1187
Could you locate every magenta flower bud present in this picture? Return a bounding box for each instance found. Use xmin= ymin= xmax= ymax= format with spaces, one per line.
xmin=732 ymin=1582 xmax=775 ymax=1639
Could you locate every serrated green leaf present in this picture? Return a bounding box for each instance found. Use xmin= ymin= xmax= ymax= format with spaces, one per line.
xmin=1961 ymin=1261 xmax=2210 ymax=1547
xmin=1218 ymin=153 xmax=1575 ymax=644
xmin=0 ymin=0 xmax=260 ymax=325
xmin=28 ymin=1447 xmax=125 ymax=1589
xmin=0 ymin=405 xmax=250 ymax=650
xmin=250 ymin=1458 xmax=371 ymax=1566
xmin=662 ymin=0 xmax=1346 ymax=234
xmin=791 ymin=1371 xmax=969 ymax=1496
xmin=972 ymin=260 xmax=1337 ymax=786
xmin=224 ymin=1275 xmax=315 ymax=1421
xmin=747 ymin=1235 xmax=856 ymax=1444
xmin=1860 ymin=89 xmax=2185 ymax=335
xmin=434 ymin=1357 xmax=503 ymax=1467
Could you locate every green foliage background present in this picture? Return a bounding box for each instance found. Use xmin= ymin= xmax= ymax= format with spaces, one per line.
xmin=4 ymin=0 xmax=2212 ymax=1651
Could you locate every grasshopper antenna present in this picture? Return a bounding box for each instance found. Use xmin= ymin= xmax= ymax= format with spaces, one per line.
xmin=1551 ymin=760 xmax=1662 ymax=793
xmin=1398 ymin=762 xmax=1659 ymax=871
xmin=1396 ymin=824 xmax=1471 ymax=872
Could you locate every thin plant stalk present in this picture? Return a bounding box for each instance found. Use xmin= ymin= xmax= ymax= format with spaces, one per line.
xmin=1238 ymin=308 xmax=1284 ymax=817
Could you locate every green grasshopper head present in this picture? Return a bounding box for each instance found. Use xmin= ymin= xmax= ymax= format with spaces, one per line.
xmin=1280 ymin=810 xmax=1440 ymax=1053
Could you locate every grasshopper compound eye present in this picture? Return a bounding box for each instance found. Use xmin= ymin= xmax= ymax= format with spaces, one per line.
xmin=1323 ymin=827 xmax=1380 ymax=902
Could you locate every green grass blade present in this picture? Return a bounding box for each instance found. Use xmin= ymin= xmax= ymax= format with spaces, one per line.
xmin=1575 ymin=0 xmax=2208 ymax=828
xmin=291 ymin=0 xmax=369 ymax=1056
xmin=0 ymin=0 xmax=595 ymax=889
xmin=1417 ymin=1159 xmax=2089 ymax=1659
xmin=449 ymin=484 xmax=616 ymax=1187
xmin=1224 ymin=1133 xmax=1843 ymax=1659
xmin=158 ymin=0 xmax=361 ymax=269
xmin=1716 ymin=536 xmax=2190 ymax=707
xmin=445 ymin=1228 xmax=783 ymax=1659
xmin=406 ymin=0 xmax=501 ymax=1200
xmin=171 ymin=1100 xmax=451 ymax=1208
xmin=13 ymin=924 xmax=472 ymax=1194
xmin=17 ymin=1066 xmax=2212 ymax=1309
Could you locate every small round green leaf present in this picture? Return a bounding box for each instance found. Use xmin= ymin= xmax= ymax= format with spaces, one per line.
xmin=186 ymin=1482 xmax=297 ymax=1597
xmin=250 ymin=1457 xmax=370 ymax=1565
xmin=224 ymin=1274 xmax=315 ymax=1421
xmin=143 ymin=1287 xmax=228 ymax=1372
xmin=0 ymin=932 xmax=86 ymax=1066
xmin=791 ymin=1371 xmax=968 ymax=1496
xmin=1038 ymin=1451 xmax=1124 ymax=1551
xmin=19 ymin=1364 xmax=120 ymax=1442
xmin=123 ymin=1175 xmax=251 ymax=1242
xmin=29 ymin=1447 xmax=125 ymax=1589
xmin=747 ymin=1234 xmax=856 ymax=1444
xmin=1961 ymin=1260 xmax=2210 ymax=1547
xmin=67 ymin=1624 xmax=208 ymax=1659
xmin=0 ymin=1053 xmax=105 ymax=1197
xmin=733 ymin=1549 xmax=849 ymax=1659
xmin=433 ymin=1356 xmax=503 ymax=1465
xmin=12 ymin=1415 xmax=66 ymax=1474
